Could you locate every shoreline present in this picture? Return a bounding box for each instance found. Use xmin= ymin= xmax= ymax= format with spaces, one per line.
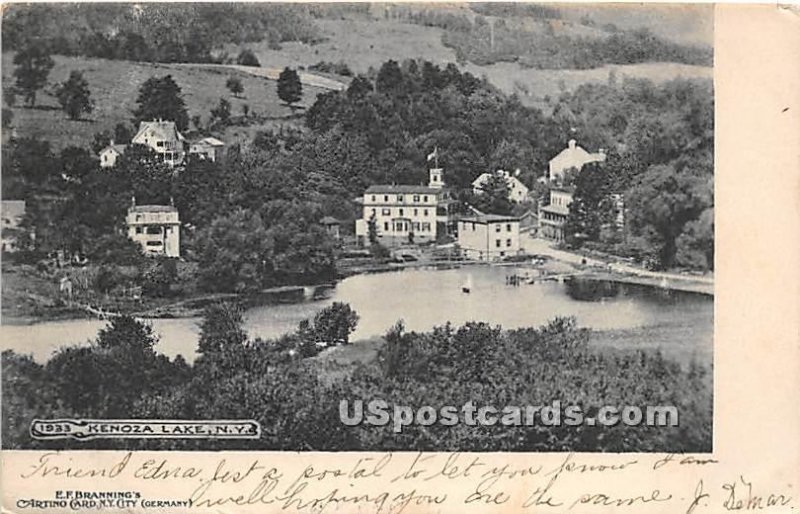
xmin=2 ymin=252 xmax=713 ymax=326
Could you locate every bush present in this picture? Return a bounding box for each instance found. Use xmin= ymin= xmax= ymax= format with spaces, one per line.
xmin=308 ymin=61 xmax=353 ymax=77
xmin=237 ymin=49 xmax=260 ymax=67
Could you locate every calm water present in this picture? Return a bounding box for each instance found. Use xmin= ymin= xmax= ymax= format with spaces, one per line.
xmin=2 ymin=266 xmax=712 ymax=365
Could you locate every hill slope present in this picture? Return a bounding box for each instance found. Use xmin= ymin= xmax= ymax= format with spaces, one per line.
xmin=234 ymin=17 xmax=712 ymax=109
xmin=2 ymin=54 xmax=325 ymax=151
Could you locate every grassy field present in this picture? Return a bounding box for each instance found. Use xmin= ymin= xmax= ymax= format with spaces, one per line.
xmin=234 ymin=17 xmax=712 ymax=111
xmin=2 ymin=53 xmax=325 ymax=151
xmin=3 ymin=14 xmax=712 ymax=151
xmin=464 ymin=61 xmax=713 ymax=110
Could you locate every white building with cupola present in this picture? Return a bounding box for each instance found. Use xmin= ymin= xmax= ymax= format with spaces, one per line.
xmin=356 ymin=168 xmax=447 ymax=245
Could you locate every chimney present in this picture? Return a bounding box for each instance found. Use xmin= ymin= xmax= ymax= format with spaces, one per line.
xmin=568 ymin=139 xmax=577 ymax=149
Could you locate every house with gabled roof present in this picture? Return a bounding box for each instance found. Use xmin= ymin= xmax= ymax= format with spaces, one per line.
xmin=472 ymin=169 xmax=530 ymax=203
xmin=188 ymin=136 xmax=225 ymax=163
xmin=539 ymin=186 xmax=575 ymax=241
xmin=548 ymin=139 xmax=606 ymax=182
xmin=132 ymin=119 xmax=186 ymax=167
xmin=1 ymin=200 xmax=26 ymax=252
xmin=99 ymin=141 xmax=127 ymax=168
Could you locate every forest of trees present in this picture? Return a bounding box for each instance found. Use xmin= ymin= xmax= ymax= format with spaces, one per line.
xmin=4 ymin=57 xmax=714 ymax=300
xmin=3 ymin=4 xmax=712 ymax=70
xmin=381 ymin=5 xmax=711 ymax=69
xmin=442 ymin=23 xmax=712 ymax=69
xmin=1 ymin=3 xmax=321 ymax=64
xmin=1 ymin=306 xmax=711 ymax=452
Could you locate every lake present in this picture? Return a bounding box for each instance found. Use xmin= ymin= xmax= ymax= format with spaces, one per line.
xmin=1 ymin=266 xmax=713 ymax=365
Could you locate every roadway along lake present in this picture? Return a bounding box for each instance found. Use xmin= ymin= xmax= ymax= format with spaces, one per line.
xmin=2 ymin=266 xmax=713 ymax=366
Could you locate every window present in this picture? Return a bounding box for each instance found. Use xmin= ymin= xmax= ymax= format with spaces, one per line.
xmin=414 ymin=209 xmax=418 ymax=216
xmin=495 ymin=239 xmax=501 ymax=248
xmin=413 ymin=222 xmax=420 ymax=231
xmin=472 ymin=222 xmax=476 ymax=231
xmin=384 ymin=195 xmax=389 ymax=202
xmin=399 ymin=208 xmax=404 ymax=216
xmin=421 ymin=222 xmax=431 ymax=232
xmin=423 ymin=195 xmax=429 ymax=202
xmin=382 ymin=208 xmax=390 ymax=216
xmin=500 ymin=251 xmax=505 ymax=257
xmin=146 ymin=240 xmax=163 ymax=247
xmin=506 ymin=239 xmax=512 ymax=247
xmin=397 ymin=195 xmax=404 ymax=202
xmin=135 ymin=227 xmax=143 ymax=234
xmin=371 ymin=195 xmax=376 ymax=202
xmin=495 ymin=224 xmax=501 ymax=232
xmin=413 ymin=195 xmax=420 ymax=202
xmin=424 ymin=209 xmax=429 ymax=216
xmin=506 ymin=224 xmax=512 ymax=232
xmin=384 ymin=222 xmax=389 ymax=231
xmin=146 ymin=226 xmax=161 ymax=235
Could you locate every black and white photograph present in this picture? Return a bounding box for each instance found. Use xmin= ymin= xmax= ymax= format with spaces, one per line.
xmin=1 ymin=2 xmax=714 ymax=453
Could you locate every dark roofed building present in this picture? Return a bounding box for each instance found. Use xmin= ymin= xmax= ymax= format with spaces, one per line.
xmin=319 ymin=216 xmax=341 ymax=239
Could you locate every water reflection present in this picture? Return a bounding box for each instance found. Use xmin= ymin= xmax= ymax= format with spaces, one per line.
xmin=2 ymin=266 xmax=712 ymax=366
xmin=565 ymin=277 xmax=621 ymax=301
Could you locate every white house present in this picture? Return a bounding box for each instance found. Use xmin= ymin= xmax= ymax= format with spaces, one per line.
xmin=1 ymin=200 xmax=26 ymax=252
xmin=126 ymin=201 xmax=180 ymax=257
xmin=472 ymin=169 xmax=530 ymax=203
xmin=458 ymin=214 xmax=521 ymax=261
xmin=539 ymin=187 xmax=574 ymax=241
xmin=131 ymin=119 xmax=186 ymax=167
xmin=548 ymin=139 xmax=606 ymax=181
xmin=99 ymin=141 xmax=127 ymax=168
xmin=355 ymin=168 xmax=445 ymax=245
xmin=188 ymin=137 xmax=225 ymax=162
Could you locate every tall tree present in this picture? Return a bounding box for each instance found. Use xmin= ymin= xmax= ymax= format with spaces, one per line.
xmin=626 ymin=164 xmax=712 ymax=269
xmin=474 ymin=173 xmax=514 ymax=215
xmin=307 ymin=302 xmax=359 ymax=345
xmin=132 ymin=75 xmax=189 ymax=130
xmin=675 ymin=208 xmax=714 ymax=271
xmin=277 ymin=67 xmax=302 ymax=109
xmin=198 ymin=303 xmax=248 ymax=355
xmin=226 ymin=76 xmax=244 ymax=98
xmin=55 ymin=71 xmax=93 ymax=120
xmin=13 ymin=44 xmax=54 ymax=107
xmin=564 ymin=162 xmax=613 ymax=244
xmin=375 ymin=60 xmax=404 ymax=95
xmin=210 ymin=97 xmax=231 ymax=126
xmin=114 ymin=122 xmax=133 ymax=144
xmin=346 ymin=75 xmax=373 ymax=100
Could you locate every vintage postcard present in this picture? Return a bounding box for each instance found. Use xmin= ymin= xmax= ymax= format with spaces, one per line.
xmin=0 ymin=2 xmax=797 ymax=513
